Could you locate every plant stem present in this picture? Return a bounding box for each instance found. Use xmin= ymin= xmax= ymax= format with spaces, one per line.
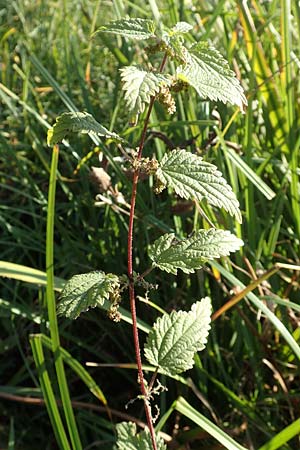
xmin=127 ymin=52 xmax=168 ymax=450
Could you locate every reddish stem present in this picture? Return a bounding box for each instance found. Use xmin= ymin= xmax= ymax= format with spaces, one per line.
xmin=127 ymin=53 xmax=168 ymax=450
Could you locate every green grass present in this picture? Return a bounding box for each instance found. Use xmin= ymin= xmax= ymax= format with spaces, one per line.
xmin=1 ymin=0 xmax=300 ymax=449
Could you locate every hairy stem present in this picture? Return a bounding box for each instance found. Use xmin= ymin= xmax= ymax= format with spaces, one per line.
xmin=127 ymin=52 xmax=168 ymax=450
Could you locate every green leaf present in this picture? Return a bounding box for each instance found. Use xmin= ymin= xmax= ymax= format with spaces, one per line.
xmin=114 ymin=422 xmax=166 ymax=450
xmin=96 ymin=18 xmax=156 ymax=40
xmin=156 ymin=149 xmax=242 ymax=223
xmin=177 ymin=42 xmax=247 ymax=111
xmin=171 ymin=22 xmax=193 ymax=34
xmin=148 ymin=230 xmax=243 ymax=275
xmin=47 ymin=112 xmax=121 ymax=146
xmin=120 ymin=66 xmax=171 ymax=115
xmin=57 ymin=271 xmax=119 ymax=319
xmin=144 ymin=298 xmax=211 ymax=376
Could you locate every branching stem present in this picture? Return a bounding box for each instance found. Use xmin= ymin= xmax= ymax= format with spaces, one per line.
xmin=127 ymin=52 xmax=168 ymax=450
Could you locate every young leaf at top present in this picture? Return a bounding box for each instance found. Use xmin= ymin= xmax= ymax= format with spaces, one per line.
xmin=57 ymin=271 xmax=119 ymax=319
xmin=47 ymin=112 xmax=121 ymax=146
xmin=177 ymin=42 xmax=247 ymax=111
xmin=156 ymin=149 xmax=242 ymax=223
xmin=170 ymin=22 xmax=193 ymax=34
xmin=120 ymin=66 xmax=171 ymax=115
xmin=148 ymin=229 xmax=243 ymax=275
xmin=144 ymin=298 xmax=211 ymax=376
xmin=114 ymin=421 xmax=166 ymax=450
xmin=96 ymin=18 xmax=156 ymax=41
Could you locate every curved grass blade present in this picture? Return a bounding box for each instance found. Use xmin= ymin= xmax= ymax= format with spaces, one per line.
xmin=38 ymin=334 xmax=106 ymax=404
xmin=216 ymin=129 xmax=276 ymax=200
xmin=8 ymin=417 xmax=14 ymax=450
xmin=212 ymin=261 xmax=300 ymax=360
xmin=174 ymin=396 xmax=248 ymax=450
xmin=46 ymin=145 xmax=82 ymax=449
xmin=258 ymin=418 xmax=300 ymax=450
xmin=30 ymin=335 xmax=71 ymax=450
xmin=0 ymin=261 xmax=65 ymax=290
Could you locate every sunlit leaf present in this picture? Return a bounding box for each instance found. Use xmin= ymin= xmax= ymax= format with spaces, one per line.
xmin=156 ymin=149 xmax=242 ymax=222
xmin=96 ymin=18 xmax=156 ymax=40
xmin=148 ymin=230 xmax=243 ymax=275
xmin=171 ymin=22 xmax=193 ymax=34
xmin=47 ymin=112 xmax=121 ymax=146
xmin=57 ymin=271 xmax=119 ymax=319
xmin=115 ymin=421 xmax=166 ymax=450
xmin=120 ymin=66 xmax=171 ymax=115
xmin=177 ymin=42 xmax=247 ymax=111
xmin=144 ymin=298 xmax=211 ymax=375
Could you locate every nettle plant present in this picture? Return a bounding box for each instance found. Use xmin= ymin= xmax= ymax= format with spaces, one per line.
xmin=47 ymin=18 xmax=247 ymax=450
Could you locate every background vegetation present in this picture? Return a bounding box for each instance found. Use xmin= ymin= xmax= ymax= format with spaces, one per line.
xmin=0 ymin=0 xmax=299 ymax=449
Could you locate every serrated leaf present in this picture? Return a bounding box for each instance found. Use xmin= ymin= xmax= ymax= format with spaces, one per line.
xmin=96 ymin=18 xmax=156 ymax=40
xmin=177 ymin=42 xmax=247 ymax=111
xmin=57 ymin=271 xmax=119 ymax=319
xmin=144 ymin=298 xmax=211 ymax=376
xmin=47 ymin=112 xmax=121 ymax=146
xmin=148 ymin=229 xmax=243 ymax=275
xmin=171 ymin=22 xmax=193 ymax=34
xmin=120 ymin=66 xmax=171 ymax=115
xmin=156 ymin=149 xmax=242 ymax=222
xmin=114 ymin=422 xmax=166 ymax=450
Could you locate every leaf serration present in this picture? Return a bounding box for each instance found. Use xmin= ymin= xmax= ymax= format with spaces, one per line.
xmin=156 ymin=149 xmax=242 ymax=223
xmin=148 ymin=229 xmax=243 ymax=275
xmin=144 ymin=298 xmax=212 ymax=375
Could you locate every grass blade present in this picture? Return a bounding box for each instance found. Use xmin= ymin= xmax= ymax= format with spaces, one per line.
xmin=258 ymin=418 xmax=300 ymax=450
xmin=46 ymin=145 xmax=82 ymax=450
xmin=8 ymin=417 xmax=15 ymax=450
xmin=212 ymin=261 xmax=300 ymax=361
xmin=29 ymin=334 xmax=71 ymax=450
xmin=0 ymin=261 xmax=65 ymax=290
xmin=174 ymin=396 xmax=248 ymax=450
xmin=38 ymin=333 xmax=107 ymax=405
xmin=281 ymin=0 xmax=299 ymax=236
xmin=216 ymin=129 xmax=276 ymax=200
